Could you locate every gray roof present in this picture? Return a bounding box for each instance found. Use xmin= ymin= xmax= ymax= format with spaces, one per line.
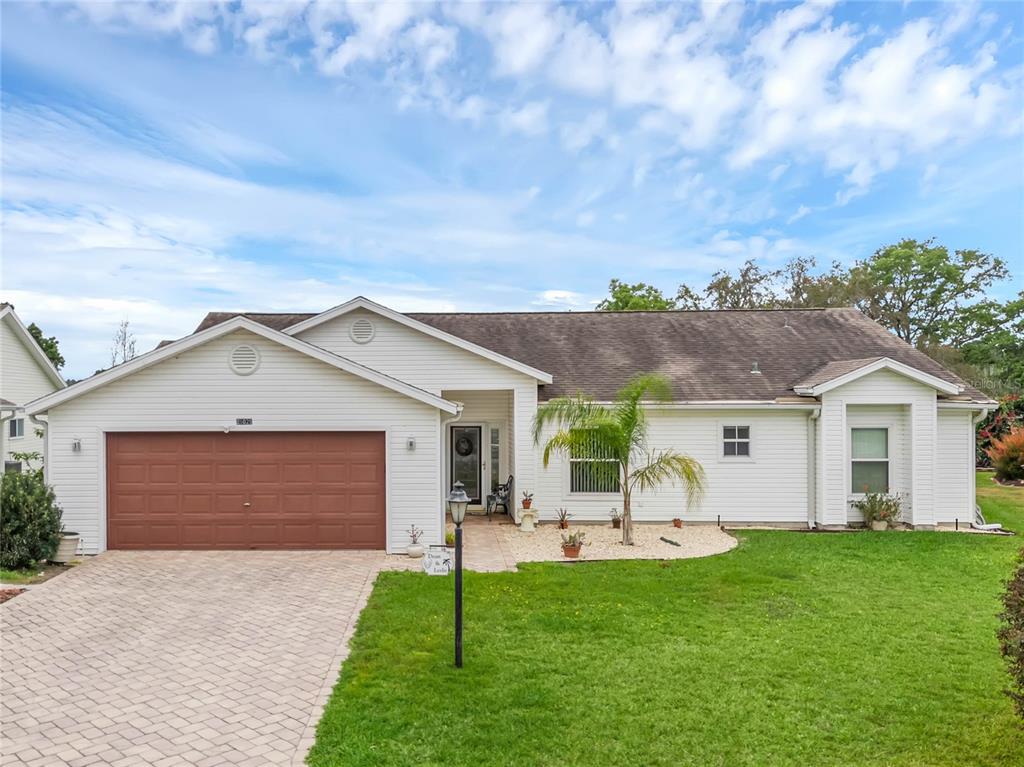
xmin=194 ymin=307 xmax=989 ymax=403
xmin=793 ymin=358 xmax=887 ymax=390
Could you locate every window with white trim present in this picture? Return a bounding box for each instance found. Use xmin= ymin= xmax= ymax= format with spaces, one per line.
xmin=851 ymin=427 xmax=888 ymax=493
xmin=722 ymin=425 xmax=750 ymax=457
xmin=4 ymin=461 xmax=22 ymax=474
xmin=569 ymin=432 xmax=619 ymax=494
xmin=8 ymin=418 xmax=24 ymax=439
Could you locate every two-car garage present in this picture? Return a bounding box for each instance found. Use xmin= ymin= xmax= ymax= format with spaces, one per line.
xmin=106 ymin=431 xmax=387 ymax=550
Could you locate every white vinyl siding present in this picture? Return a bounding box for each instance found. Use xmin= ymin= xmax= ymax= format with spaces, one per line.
xmin=45 ymin=330 xmax=442 ymax=555
xmin=535 ymin=408 xmax=809 ymax=524
xmin=297 ymin=309 xmax=538 ymax=496
xmin=935 ymin=409 xmax=974 ymax=524
xmin=819 ymin=369 xmax=937 ymax=527
xmin=1 ymin=317 xmax=61 ymax=465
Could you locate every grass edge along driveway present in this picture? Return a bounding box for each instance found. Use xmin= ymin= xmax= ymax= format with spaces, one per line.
xmin=310 ymin=473 xmax=1024 ymax=767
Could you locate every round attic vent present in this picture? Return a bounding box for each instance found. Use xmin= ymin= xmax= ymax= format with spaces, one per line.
xmin=229 ymin=344 xmax=260 ymax=376
xmin=349 ymin=317 xmax=375 ymax=344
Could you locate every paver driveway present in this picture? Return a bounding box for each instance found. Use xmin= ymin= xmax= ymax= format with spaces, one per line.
xmin=1 ymin=551 xmax=390 ymax=766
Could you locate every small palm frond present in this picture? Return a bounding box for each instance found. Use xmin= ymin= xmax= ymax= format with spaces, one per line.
xmin=612 ymin=373 xmax=674 ymax=455
xmin=532 ymin=394 xmax=609 ymax=444
xmin=630 ymin=450 xmax=705 ymax=506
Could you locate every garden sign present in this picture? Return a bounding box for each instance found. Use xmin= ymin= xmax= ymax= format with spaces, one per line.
xmin=423 ymin=545 xmax=453 ymax=576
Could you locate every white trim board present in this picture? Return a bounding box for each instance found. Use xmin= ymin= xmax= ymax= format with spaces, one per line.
xmin=793 ymin=357 xmax=962 ymax=397
xmin=283 ymin=296 xmax=553 ymax=384
xmin=26 ymin=316 xmax=459 ymax=415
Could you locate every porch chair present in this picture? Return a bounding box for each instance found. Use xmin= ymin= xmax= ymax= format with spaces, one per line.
xmin=486 ymin=475 xmax=514 ymax=521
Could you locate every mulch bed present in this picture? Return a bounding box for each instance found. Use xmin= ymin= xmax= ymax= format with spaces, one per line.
xmin=0 ymin=588 xmax=26 ymax=605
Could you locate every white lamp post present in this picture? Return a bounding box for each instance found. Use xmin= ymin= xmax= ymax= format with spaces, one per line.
xmin=447 ymin=480 xmax=469 ymax=667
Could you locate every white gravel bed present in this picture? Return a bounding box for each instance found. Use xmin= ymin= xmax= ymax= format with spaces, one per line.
xmin=501 ymin=522 xmax=737 ymax=563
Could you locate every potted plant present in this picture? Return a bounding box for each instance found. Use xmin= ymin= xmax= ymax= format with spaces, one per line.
xmin=445 ymin=530 xmax=455 ymax=547
xmin=521 ymin=491 xmax=534 ymax=510
xmin=609 ymin=508 xmax=622 ymax=529
xmin=51 ymin=530 xmax=80 ymax=564
xmin=406 ymin=525 xmax=425 ymax=558
xmin=561 ymin=530 xmax=585 ymax=559
xmin=851 ymin=491 xmax=904 ymax=531
xmin=672 ymin=517 xmax=683 ymax=528
xmin=555 ymin=507 xmax=571 ymax=529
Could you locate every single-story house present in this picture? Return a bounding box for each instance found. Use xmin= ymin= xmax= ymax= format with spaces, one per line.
xmin=26 ymin=297 xmax=994 ymax=555
xmin=1 ymin=302 xmax=67 ymax=472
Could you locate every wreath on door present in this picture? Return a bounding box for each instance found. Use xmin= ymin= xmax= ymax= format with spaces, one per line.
xmin=455 ymin=436 xmax=475 ymax=457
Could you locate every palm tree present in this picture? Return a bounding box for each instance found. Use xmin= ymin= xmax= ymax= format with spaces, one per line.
xmin=533 ymin=373 xmax=705 ymax=545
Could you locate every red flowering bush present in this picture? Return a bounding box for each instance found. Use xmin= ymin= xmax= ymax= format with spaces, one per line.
xmin=978 ymin=395 xmax=1024 ymax=467
xmin=986 ymin=428 xmax=1024 ymax=482
xmin=998 ymin=548 xmax=1024 ymax=720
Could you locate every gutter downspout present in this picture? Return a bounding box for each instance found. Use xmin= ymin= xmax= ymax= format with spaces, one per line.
xmin=439 ymin=403 xmax=465 ymax=533
xmin=29 ymin=414 xmax=49 ymax=481
xmin=971 ymin=407 xmax=991 ymax=528
xmin=807 ymin=406 xmax=821 ymax=529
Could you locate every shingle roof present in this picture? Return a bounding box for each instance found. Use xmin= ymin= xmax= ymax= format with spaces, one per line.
xmin=793 ymin=358 xmax=887 ymax=390
xmin=193 ymin=307 xmax=989 ymax=402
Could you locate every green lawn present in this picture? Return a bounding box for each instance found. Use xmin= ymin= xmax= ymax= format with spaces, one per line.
xmin=310 ymin=477 xmax=1024 ymax=767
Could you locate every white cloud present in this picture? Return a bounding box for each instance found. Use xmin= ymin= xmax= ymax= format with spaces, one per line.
xmin=499 ymin=101 xmax=549 ymax=136
xmin=576 ymin=211 xmax=596 ymax=228
xmin=319 ymin=1 xmax=418 ymax=75
xmin=486 ymin=2 xmax=561 ymax=76
xmin=532 ymin=289 xmax=588 ymax=308
xmin=787 ymin=204 xmax=811 ymax=224
xmin=405 ymin=19 xmax=457 ymax=72
xmin=560 ymin=111 xmax=608 ymax=153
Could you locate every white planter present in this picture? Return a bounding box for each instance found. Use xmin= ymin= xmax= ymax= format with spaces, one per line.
xmin=52 ymin=533 xmax=80 ymax=563
xmin=519 ymin=510 xmax=538 ymax=532
xmin=870 ymin=520 xmax=888 ymax=532
xmin=406 ymin=543 xmax=425 ymax=558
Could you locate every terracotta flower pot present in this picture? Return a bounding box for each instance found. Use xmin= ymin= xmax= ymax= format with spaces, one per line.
xmin=559 ymin=520 xmax=569 ymax=529
xmin=562 ymin=545 xmax=581 ymax=558
xmin=522 ymin=499 xmax=532 ymax=509
xmin=612 ymin=518 xmax=621 ymax=529
xmin=672 ymin=518 xmax=682 ymax=528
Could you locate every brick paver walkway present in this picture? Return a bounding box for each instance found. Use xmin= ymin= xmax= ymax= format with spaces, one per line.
xmin=0 ymin=551 xmax=386 ymax=766
xmin=448 ymin=516 xmax=518 ymax=572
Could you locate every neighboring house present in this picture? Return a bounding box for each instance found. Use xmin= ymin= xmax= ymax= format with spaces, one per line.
xmin=1 ymin=303 xmax=66 ymax=473
xmin=25 ymin=297 xmax=994 ymax=555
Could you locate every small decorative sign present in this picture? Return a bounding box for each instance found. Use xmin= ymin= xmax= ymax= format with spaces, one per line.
xmin=423 ymin=545 xmax=453 ymax=576
xmin=236 ymin=418 xmax=253 ymax=426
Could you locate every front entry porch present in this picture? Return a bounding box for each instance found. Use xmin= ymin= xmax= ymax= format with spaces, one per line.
xmin=442 ymin=389 xmax=521 ymax=517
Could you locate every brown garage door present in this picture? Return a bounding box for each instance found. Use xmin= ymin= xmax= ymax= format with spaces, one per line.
xmin=106 ymin=432 xmax=386 ymax=549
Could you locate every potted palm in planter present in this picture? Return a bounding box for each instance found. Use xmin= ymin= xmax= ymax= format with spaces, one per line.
xmin=609 ymin=508 xmax=622 ymax=529
xmin=521 ymin=491 xmax=534 ymax=510
xmin=555 ymin=507 xmax=571 ymax=529
xmin=406 ymin=525 xmax=425 ymax=558
xmin=561 ymin=530 xmax=585 ymax=559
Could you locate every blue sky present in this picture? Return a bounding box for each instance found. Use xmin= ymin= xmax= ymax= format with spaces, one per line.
xmin=2 ymin=1 xmax=1023 ymax=379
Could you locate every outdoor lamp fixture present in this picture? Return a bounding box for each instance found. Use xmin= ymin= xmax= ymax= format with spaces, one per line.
xmin=447 ymin=480 xmax=470 ymax=668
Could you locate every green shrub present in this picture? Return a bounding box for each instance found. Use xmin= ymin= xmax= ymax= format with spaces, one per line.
xmin=850 ymin=492 xmax=904 ymax=527
xmin=0 ymin=470 xmax=62 ymax=569
xmin=986 ymin=428 xmax=1024 ymax=482
xmin=998 ymin=548 xmax=1024 ymax=720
